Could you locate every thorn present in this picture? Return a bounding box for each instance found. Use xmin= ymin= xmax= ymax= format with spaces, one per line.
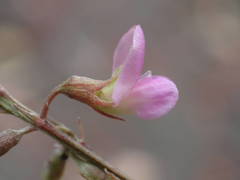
xmin=77 ymin=117 xmax=85 ymax=144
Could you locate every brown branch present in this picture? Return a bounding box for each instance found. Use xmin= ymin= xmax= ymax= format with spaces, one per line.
xmin=0 ymin=85 xmax=131 ymax=180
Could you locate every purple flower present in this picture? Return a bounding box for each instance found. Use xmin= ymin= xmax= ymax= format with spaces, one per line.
xmin=99 ymin=25 xmax=179 ymax=120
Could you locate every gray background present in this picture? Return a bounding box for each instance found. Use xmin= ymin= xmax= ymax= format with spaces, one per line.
xmin=0 ymin=0 xmax=240 ymax=179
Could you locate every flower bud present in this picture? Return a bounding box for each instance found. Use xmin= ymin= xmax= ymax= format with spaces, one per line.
xmin=73 ymin=153 xmax=119 ymax=180
xmin=0 ymin=129 xmax=23 ymax=156
xmin=43 ymin=144 xmax=68 ymax=180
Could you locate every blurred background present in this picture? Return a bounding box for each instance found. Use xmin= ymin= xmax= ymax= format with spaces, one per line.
xmin=0 ymin=0 xmax=240 ymax=179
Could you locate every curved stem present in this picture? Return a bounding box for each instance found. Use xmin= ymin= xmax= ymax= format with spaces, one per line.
xmin=40 ymin=90 xmax=60 ymax=119
xmin=0 ymin=85 xmax=131 ymax=180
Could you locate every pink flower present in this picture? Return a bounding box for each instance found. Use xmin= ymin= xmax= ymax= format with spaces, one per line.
xmin=50 ymin=25 xmax=178 ymax=121
xmin=99 ymin=25 xmax=179 ymax=120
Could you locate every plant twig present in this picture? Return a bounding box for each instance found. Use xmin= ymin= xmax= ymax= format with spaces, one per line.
xmin=0 ymin=85 xmax=131 ymax=180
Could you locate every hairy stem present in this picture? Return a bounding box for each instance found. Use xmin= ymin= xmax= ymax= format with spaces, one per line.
xmin=0 ymin=85 xmax=130 ymax=180
xmin=40 ymin=89 xmax=60 ymax=119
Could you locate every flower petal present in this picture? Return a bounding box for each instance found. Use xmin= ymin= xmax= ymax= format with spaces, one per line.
xmin=128 ymin=76 xmax=178 ymax=120
xmin=112 ymin=25 xmax=145 ymax=104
